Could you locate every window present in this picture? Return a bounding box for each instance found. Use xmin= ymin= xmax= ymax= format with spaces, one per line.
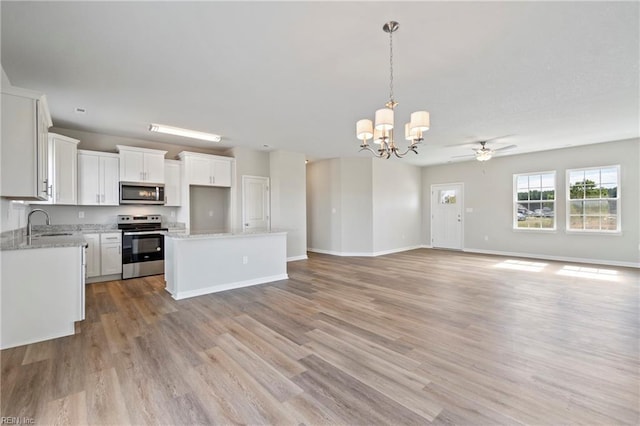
xmin=567 ymin=165 xmax=620 ymax=232
xmin=514 ymin=171 xmax=556 ymax=230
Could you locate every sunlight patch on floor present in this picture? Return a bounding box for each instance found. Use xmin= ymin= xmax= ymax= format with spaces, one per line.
xmin=557 ymin=265 xmax=620 ymax=282
xmin=494 ymin=259 xmax=548 ymax=272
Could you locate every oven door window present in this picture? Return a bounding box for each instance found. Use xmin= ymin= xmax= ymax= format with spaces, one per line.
xmin=123 ymin=234 xmax=164 ymax=263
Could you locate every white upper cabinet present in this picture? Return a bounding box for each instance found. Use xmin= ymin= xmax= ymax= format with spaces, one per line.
xmin=178 ymin=151 xmax=233 ymax=187
xmin=38 ymin=133 xmax=79 ymax=205
xmin=117 ymin=145 xmax=167 ymax=183
xmin=164 ymin=160 xmax=181 ymax=206
xmin=78 ymin=150 xmax=119 ymax=206
xmin=1 ymin=86 xmax=52 ymax=200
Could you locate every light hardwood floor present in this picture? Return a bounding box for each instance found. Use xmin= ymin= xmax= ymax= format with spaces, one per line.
xmin=2 ymin=249 xmax=638 ymax=425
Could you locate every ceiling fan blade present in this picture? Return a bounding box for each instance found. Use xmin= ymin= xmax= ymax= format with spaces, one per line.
xmin=482 ymin=134 xmax=514 ymax=144
xmin=446 ymin=134 xmax=514 ymax=148
xmin=494 ymin=144 xmax=517 ymax=152
xmin=451 ymin=153 xmax=476 ymax=158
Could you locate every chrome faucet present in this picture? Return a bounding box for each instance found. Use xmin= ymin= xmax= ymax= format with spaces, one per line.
xmin=27 ymin=209 xmax=51 ymax=236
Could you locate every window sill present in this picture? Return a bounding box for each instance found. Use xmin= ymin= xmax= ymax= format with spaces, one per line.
xmin=512 ymin=228 xmax=557 ymax=233
xmin=565 ymin=230 xmax=622 ymax=236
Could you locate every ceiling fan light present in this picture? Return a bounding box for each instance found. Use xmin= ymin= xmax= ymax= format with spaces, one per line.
xmin=374 ymin=108 xmax=394 ymax=131
xmin=476 ymin=150 xmax=492 ymax=161
xmin=356 ymin=119 xmax=374 ymax=140
xmin=410 ymin=111 xmax=430 ymax=132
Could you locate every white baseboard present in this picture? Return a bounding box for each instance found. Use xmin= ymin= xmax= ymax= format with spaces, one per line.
xmin=307 ymin=245 xmax=422 ymax=257
xmin=169 ymin=273 xmax=289 ymax=300
xmin=1 ymin=325 xmax=76 ymax=350
xmin=463 ymin=248 xmax=639 ymax=269
xmin=287 ymin=254 xmax=308 ymax=262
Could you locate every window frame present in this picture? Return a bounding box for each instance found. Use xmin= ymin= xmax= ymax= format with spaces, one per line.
xmin=566 ymin=165 xmax=621 ymax=234
xmin=512 ymin=170 xmax=557 ymax=232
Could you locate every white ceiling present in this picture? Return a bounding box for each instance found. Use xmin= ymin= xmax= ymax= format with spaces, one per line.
xmin=2 ymin=1 xmax=638 ymax=165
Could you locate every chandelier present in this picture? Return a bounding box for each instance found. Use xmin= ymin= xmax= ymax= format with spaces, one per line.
xmin=356 ymin=21 xmax=430 ymax=159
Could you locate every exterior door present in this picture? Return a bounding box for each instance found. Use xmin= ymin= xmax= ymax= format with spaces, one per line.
xmin=242 ymin=176 xmax=270 ymax=231
xmin=431 ymin=183 xmax=464 ymax=250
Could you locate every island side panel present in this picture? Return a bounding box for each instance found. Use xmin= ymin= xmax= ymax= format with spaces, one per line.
xmin=1 ymin=246 xmax=82 ymax=349
xmin=165 ymin=233 xmax=287 ymax=300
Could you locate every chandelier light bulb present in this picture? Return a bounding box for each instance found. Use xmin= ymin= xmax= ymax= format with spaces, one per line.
xmin=356 ymin=119 xmax=374 ymax=140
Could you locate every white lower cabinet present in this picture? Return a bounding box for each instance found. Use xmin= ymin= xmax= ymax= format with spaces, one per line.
xmin=84 ymin=233 xmax=100 ymax=278
xmin=100 ymin=232 xmax=122 ymax=275
xmin=84 ymin=232 xmax=122 ymax=280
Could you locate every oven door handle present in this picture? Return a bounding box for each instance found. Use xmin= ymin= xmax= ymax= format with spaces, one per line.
xmin=123 ymin=231 xmax=164 ymax=236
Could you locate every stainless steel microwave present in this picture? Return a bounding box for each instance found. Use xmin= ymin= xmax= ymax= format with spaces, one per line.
xmin=119 ymin=182 xmax=165 ymax=205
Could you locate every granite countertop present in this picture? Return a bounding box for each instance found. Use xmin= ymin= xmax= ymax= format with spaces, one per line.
xmin=165 ymin=228 xmax=287 ymax=240
xmin=0 ymin=225 xmax=118 ymax=251
xmin=1 ymin=222 xmax=186 ymax=251
xmin=1 ymin=232 xmax=89 ymax=251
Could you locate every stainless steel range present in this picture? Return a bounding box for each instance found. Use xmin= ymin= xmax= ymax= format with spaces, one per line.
xmin=118 ymin=215 xmax=167 ymax=279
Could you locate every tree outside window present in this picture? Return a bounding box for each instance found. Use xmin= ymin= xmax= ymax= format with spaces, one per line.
xmin=567 ymin=166 xmax=619 ymax=232
xmin=514 ymin=171 xmax=556 ymax=230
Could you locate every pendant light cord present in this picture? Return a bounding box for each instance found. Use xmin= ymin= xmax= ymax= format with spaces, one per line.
xmin=389 ymin=29 xmax=394 ymax=107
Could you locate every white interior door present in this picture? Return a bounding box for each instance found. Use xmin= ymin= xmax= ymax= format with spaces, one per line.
xmin=242 ymin=176 xmax=270 ymax=231
xmin=431 ymin=183 xmax=464 ymax=250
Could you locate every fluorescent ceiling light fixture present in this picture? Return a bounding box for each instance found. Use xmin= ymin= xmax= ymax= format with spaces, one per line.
xmin=149 ymin=123 xmax=221 ymax=142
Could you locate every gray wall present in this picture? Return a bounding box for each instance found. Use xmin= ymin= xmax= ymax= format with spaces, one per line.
xmin=372 ymin=160 xmax=422 ymax=253
xmin=422 ymin=138 xmax=639 ymax=266
xmin=189 ymin=186 xmax=229 ymax=232
xmin=229 ymin=146 xmax=270 ymax=230
xmin=270 ymin=150 xmax=307 ymax=260
xmin=341 ymin=159 xmax=373 ymax=253
xmin=307 ymin=157 xmax=421 ymax=255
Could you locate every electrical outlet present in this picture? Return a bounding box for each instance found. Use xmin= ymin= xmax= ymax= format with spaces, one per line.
xmin=484 ymin=235 xmax=489 ymax=241
xmin=170 ymin=211 xmax=175 ymax=217
xmin=242 ymin=256 xmax=248 ymax=265
xmin=209 ymin=211 xmax=213 ymax=217
xmin=78 ymin=211 xmax=85 ymax=219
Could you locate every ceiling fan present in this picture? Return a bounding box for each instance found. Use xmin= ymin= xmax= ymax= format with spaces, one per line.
xmin=451 ymin=139 xmax=516 ymax=162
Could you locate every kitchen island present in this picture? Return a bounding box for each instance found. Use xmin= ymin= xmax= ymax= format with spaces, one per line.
xmin=164 ymin=229 xmax=287 ymax=300
xmin=0 ymin=232 xmax=87 ymax=349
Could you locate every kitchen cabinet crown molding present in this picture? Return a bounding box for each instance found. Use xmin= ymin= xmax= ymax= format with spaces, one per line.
xmin=116 ymin=145 xmax=168 ymax=156
xmin=49 ymin=132 xmax=80 ymax=145
xmin=177 ymin=150 xmax=233 ymax=161
xmin=77 ymin=149 xmax=119 ymax=158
